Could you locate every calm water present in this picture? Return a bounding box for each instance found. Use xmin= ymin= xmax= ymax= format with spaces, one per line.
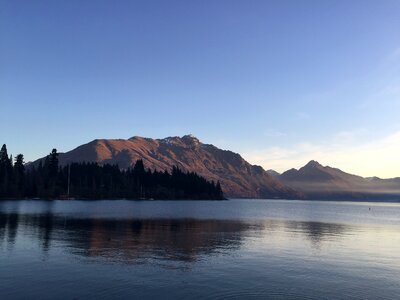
xmin=1 ymin=199 xmax=400 ymax=299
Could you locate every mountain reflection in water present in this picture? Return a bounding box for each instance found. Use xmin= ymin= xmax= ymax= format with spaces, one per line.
xmin=0 ymin=211 xmax=348 ymax=264
xmin=1 ymin=200 xmax=400 ymax=300
xmin=0 ymin=212 xmax=256 ymax=262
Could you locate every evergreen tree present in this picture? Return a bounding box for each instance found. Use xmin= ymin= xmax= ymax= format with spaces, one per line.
xmin=48 ymin=149 xmax=59 ymax=177
xmin=216 ymin=181 xmax=224 ymax=199
xmin=14 ymin=154 xmax=24 ymax=174
xmin=0 ymin=145 xmax=225 ymax=200
xmin=42 ymin=149 xmax=59 ymax=197
xmin=0 ymin=144 xmax=13 ymax=196
xmin=14 ymin=154 xmax=25 ymax=195
xmin=133 ymin=159 xmax=145 ymax=174
xmin=0 ymin=144 xmax=10 ymax=164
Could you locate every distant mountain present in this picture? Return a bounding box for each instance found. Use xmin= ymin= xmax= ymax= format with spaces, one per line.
xmin=32 ymin=135 xmax=300 ymax=199
xmin=280 ymin=160 xmax=400 ymax=200
xmin=266 ymin=169 xmax=280 ymax=177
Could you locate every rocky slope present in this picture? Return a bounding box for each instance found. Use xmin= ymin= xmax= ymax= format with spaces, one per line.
xmin=33 ymin=135 xmax=300 ymax=199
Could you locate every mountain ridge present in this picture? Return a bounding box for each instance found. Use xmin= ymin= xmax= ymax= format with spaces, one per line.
xmin=280 ymin=160 xmax=400 ymax=200
xmin=31 ymin=135 xmax=301 ymax=199
xmin=30 ymin=136 xmax=400 ymax=201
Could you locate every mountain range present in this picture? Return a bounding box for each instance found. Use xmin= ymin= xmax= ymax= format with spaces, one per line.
xmin=278 ymin=160 xmax=400 ymax=200
xmin=32 ymin=135 xmax=299 ymax=199
xmin=32 ymin=135 xmax=400 ymax=200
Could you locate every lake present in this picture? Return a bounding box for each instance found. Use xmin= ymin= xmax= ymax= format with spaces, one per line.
xmin=1 ymin=199 xmax=400 ymax=299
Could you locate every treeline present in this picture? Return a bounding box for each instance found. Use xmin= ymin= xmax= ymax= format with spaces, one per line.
xmin=0 ymin=145 xmax=224 ymax=200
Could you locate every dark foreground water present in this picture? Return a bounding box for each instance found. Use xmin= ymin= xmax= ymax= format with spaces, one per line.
xmin=0 ymin=199 xmax=400 ymax=299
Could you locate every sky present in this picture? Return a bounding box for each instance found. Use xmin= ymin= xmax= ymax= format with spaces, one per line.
xmin=1 ymin=0 xmax=400 ymax=178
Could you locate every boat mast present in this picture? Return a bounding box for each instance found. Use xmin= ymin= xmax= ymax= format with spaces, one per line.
xmin=67 ymin=164 xmax=71 ymax=200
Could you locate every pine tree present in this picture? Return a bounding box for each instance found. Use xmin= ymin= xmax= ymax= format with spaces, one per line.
xmin=133 ymin=159 xmax=145 ymax=174
xmin=48 ymin=149 xmax=59 ymax=177
xmin=216 ymin=181 xmax=224 ymax=199
xmin=14 ymin=154 xmax=25 ymax=195
xmin=0 ymin=144 xmax=13 ymax=196
xmin=42 ymin=148 xmax=59 ymax=197
xmin=0 ymin=146 xmax=225 ymax=200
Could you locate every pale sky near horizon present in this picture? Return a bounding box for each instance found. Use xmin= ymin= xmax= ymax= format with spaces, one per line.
xmin=1 ymin=0 xmax=400 ymax=178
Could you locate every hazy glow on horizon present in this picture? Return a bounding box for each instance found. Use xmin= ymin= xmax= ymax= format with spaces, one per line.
xmin=1 ymin=0 xmax=400 ymax=178
xmin=243 ymin=130 xmax=400 ymax=178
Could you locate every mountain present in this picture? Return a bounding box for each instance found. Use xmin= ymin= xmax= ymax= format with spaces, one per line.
xmin=266 ymin=169 xmax=280 ymax=177
xmin=280 ymin=160 xmax=400 ymax=200
xmin=32 ymin=135 xmax=300 ymax=199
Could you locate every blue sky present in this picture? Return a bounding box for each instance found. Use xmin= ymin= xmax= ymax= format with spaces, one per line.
xmin=1 ymin=0 xmax=400 ymax=177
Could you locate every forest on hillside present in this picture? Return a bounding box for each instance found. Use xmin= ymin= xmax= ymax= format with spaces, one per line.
xmin=0 ymin=145 xmax=225 ymax=200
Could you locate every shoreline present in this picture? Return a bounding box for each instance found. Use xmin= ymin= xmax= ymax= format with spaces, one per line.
xmin=1 ymin=197 xmax=399 ymax=203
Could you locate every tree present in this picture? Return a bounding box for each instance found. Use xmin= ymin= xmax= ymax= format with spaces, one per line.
xmin=0 ymin=146 xmax=225 ymax=200
xmin=14 ymin=154 xmax=24 ymax=174
xmin=0 ymin=144 xmax=9 ymax=164
xmin=48 ymin=149 xmax=59 ymax=177
xmin=216 ymin=181 xmax=224 ymax=199
xmin=133 ymin=159 xmax=145 ymax=174
xmin=0 ymin=144 xmax=12 ymax=172
xmin=42 ymin=148 xmax=59 ymax=198
xmin=0 ymin=144 xmax=13 ymax=196
xmin=14 ymin=154 xmax=25 ymax=194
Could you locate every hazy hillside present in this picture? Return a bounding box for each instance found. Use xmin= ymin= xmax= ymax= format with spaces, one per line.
xmin=280 ymin=160 xmax=400 ymax=200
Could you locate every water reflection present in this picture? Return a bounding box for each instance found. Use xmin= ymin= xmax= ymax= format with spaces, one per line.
xmin=284 ymin=220 xmax=347 ymax=247
xmin=0 ymin=212 xmax=19 ymax=249
xmin=1 ymin=212 xmax=260 ymax=262
xmin=1 ymin=201 xmax=400 ymax=300
xmin=0 ymin=210 xmax=351 ymax=263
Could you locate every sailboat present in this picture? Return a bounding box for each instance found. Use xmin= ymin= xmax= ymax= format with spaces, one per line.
xmin=61 ymin=164 xmax=73 ymax=200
